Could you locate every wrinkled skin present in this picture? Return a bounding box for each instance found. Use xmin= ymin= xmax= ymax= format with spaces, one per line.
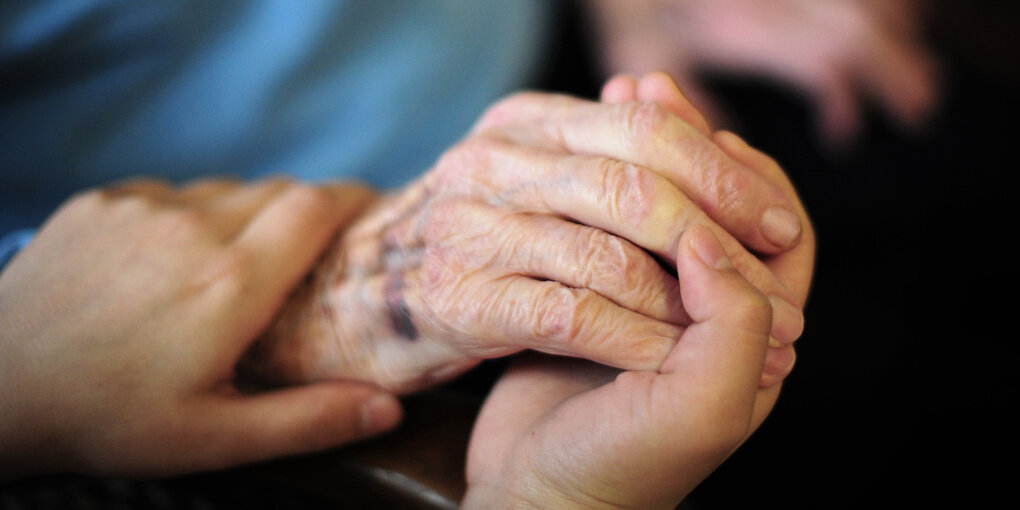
xmin=586 ymin=0 xmax=940 ymax=144
xmin=461 ymin=73 xmax=815 ymax=510
xmin=244 ymin=75 xmax=813 ymax=394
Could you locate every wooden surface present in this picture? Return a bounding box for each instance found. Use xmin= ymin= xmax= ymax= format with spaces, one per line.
xmin=235 ymin=389 xmax=482 ymax=509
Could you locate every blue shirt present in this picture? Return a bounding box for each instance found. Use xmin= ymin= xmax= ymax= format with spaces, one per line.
xmin=1 ymin=0 xmax=551 ymax=236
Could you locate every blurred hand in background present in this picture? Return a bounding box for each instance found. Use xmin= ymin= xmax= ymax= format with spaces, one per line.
xmin=586 ymin=0 xmax=941 ymax=145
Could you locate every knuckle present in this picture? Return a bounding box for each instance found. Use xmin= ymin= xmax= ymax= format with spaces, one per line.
xmin=476 ymin=91 xmax=536 ymax=129
xmin=532 ymin=285 xmax=590 ymax=347
xmin=434 ymin=136 xmax=501 ymax=185
xmin=596 ymin=158 xmax=657 ymax=228
xmin=732 ymin=289 xmax=773 ymax=329
xmin=621 ymin=100 xmax=673 ymax=150
xmin=152 ymin=207 xmax=208 ymax=242
xmin=575 ymin=228 xmax=630 ymax=286
xmin=420 ymin=246 xmax=473 ymax=324
xmin=573 ymin=226 xmax=669 ymax=315
xmin=707 ymin=162 xmax=754 ymax=216
xmin=420 ymin=244 xmax=456 ymax=293
xmin=417 ymin=196 xmax=463 ymax=243
xmin=104 ymin=188 xmax=162 ymax=214
xmin=278 ymin=183 xmax=334 ymax=217
xmin=61 ymin=188 xmax=107 ymax=215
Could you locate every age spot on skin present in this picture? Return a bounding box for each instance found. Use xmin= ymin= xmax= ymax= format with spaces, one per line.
xmin=384 ymin=274 xmax=419 ymax=341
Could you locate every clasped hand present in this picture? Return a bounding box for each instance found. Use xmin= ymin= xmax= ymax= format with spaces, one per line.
xmin=0 ymin=73 xmax=814 ymax=509
xmin=244 ymin=74 xmax=810 ymax=394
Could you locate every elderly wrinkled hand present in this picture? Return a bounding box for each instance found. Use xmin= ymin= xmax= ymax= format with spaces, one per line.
xmin=243 ymin=82 xmax=808 ymax=393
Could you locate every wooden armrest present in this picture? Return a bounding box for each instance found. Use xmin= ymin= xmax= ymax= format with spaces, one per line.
xmin=234 ymin=389 xmax=481 ymax=509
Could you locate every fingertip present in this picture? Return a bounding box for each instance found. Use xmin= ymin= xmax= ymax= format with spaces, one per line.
xmin=601 ymin=74 xmax=639 ymax=102
xmin=636 ymin=71 xmax=682 ymax=100
xmin=302 ymin=384 xmax=403 ymax=442
xmin=712 ymin=130 xmax=804 ymax=252
xmin=684 ymin=225 xmax=731 ymax=270
xmin=676 ymin=226 xmax=773 ymax=336
xmin=359 ymin=392 xmax=403 ymax=437
xmin=761 ymin=206 xmax=803 ymax=250
xmin=636 ymin=72 xmax=713 ymax=135
xmin=760 ymin=345 xmax=796 ymax=388
xmin=768 ymin=296 xmax=805 ymax=344
xmin=214 ymin=383 xmax=404 ymax=465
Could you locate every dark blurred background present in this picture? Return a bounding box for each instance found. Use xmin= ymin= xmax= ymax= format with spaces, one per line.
xmin=538 ymin=0 xmax=1018 ymax=507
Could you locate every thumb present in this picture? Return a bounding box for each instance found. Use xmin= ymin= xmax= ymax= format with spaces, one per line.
xmin=191 ymin=382 xmax=402 ymax=470
xmin=559 ymin=226 xmax=774 ymax=505
xmin=660 ymin=225 xmax=771 ymax=435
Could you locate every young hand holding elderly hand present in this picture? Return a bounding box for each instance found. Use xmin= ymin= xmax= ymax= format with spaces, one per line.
xmin=0 ymin=73 xmax=813 ymax=496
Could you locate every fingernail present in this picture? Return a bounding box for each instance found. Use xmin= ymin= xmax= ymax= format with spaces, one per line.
xmin=690 ymin=226 xmax=732 ymax=269
xmin=761 ymin=207 xmax=802 ymax=248
xmin=360 ymin=393 xmax=401 ymax=435
xmin=768 ymin=296 xmax=805 ymax=344
xmin=768 ymin=335 xmax=783 ymax=348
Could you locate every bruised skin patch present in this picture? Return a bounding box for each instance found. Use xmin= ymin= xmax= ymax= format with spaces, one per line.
xmin=384 ymin=274 xmax=419 ymax=341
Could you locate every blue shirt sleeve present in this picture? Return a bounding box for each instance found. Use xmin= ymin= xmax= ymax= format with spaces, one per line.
xmin=1 ymin=0 xmax=551 ymax=232
xmin=0 ymin=229 xmax=36 ymax=273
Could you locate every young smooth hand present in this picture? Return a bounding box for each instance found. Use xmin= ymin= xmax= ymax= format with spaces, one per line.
xmin=0 ymin=178 xmax=402 ymax=481
xmin=462 ymin=226 xmax=777 ymax=509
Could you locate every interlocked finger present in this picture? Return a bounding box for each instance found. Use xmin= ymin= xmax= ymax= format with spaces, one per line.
xmin=417 ymin=200 xmax=688 ymax=325
xmin=421 ymin=140 xmax=801 ymax=333
xmin=405 ymin=268 xmax=683 ymax=372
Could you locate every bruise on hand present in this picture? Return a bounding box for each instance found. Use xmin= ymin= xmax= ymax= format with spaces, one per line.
xmin=384 ymin=273 xmax=419 ymax=341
